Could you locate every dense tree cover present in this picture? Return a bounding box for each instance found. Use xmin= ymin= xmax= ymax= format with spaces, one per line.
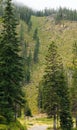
xmin=39 ymin=41 xmax=73 ymax=130
xmin=0 ymin=0 xmax=25 ymax=122
xmin=34 ymin=8 xmax=56 ymax=17
xmin=55 ymin=7 xmax=77 ymax=23
xmin=71 ymin=42 xmax=77 ymax=128
xmin=1 ymin=1 xmax=77 ymax=23
xmin=14 ymin=5 xmax=33 ymax=25
xmin=19 ymin=23 xmax=32 ymax=84
xmin=0 ymin=4 xmax=3 ymax=16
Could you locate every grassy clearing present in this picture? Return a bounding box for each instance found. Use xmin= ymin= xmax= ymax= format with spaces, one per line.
xmin=35 ymin=117 xmax=53 ymax=125
xmin=25 ymin=116 xmax=52 ymax=128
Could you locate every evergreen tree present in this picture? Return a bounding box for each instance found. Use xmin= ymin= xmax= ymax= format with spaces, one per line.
xmin=22 ymin=41 xmax=32 ymax=84
xmin=33 ymin=28 xmax=38 ymax=40
xmin=58 ymin=69 xmax=73 ymax=130
xmin=42 ymin=41 xmax=73 ymax=130
xmin=0 ymin=0 xmax=24 ymax=122
xmin=71 ymin=42 xmax=77 ymax=128
xmin=42 ymin=41 xmax=62 ymax=129
xmin=28 ymin=20 xmax=32 ymax=32
xmin=33 ymin=37 xmax=40 ymax=63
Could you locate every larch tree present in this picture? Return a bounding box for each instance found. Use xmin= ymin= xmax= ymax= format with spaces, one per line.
xmin=0 ymin=0 xmax=24 ymax=122
xmin=42 ymin=41 xmax=73 ymax=130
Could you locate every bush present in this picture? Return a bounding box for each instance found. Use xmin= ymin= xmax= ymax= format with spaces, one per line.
xmin=8 ymin=120 xmax=26 ymax=130
xmin=0 ymin=116 xmax=7 ymax=124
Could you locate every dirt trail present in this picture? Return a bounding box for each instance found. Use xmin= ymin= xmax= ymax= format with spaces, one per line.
xmin=28 ymin=124 xmax=48 ymax=130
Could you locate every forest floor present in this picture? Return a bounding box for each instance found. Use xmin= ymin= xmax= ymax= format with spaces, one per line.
xmin=24 ymin=115 xmax=52 ymax=130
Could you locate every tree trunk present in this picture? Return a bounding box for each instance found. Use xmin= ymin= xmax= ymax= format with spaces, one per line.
xmin=53 ymin=114 xmax=57 ymax=130
xmin=14 ymin=102 xmax=17 ymax=121
xmin=57 ymin=114 xmax=59 ymax=129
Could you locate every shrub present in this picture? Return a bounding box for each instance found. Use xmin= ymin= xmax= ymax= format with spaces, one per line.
xmin=0 ymin=116 xmax=7 ymax=124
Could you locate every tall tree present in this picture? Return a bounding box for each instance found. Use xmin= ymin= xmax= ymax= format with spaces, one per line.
xmin=42 ymin=41 xmax=73 ymax=130
xmin=58 ymin=69 xmax=73 ymax=130
xmin=71 ymin=42 xmax=77 ymax=128
xmin=0 ymin=0 xmax=24 ymax=122
xmin=33 ymin=37 xmax=40 ymax=63
xmin=42 ymin=41 xmax=61 ymax=130
xmin=33 ymin=28 xmax=38 ymax=40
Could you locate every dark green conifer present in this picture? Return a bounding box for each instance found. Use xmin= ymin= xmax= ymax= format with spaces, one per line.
xmin=0 ymin=0 xmax=24 ymax=122
xmin=71 ymin=42 xmax=77 ymax=128
xmin=33 ymin=28 xmax=38 ymax=40
xmin=33 ymin=37 xmax=40 ymax=63
xmin=42 ymin=41 xmax=73 ymax=130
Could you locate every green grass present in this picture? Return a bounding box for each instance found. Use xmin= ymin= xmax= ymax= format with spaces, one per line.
xmin=0 ymin=120 xmax=27 ymax=130
xmin=26 ymin=117 xmax=52 ymax=127
xmin=35 ymin=117 xmax=52 ymax=125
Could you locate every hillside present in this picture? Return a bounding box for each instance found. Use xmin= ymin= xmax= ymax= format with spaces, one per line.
xmin=0 ymin=14 xmax=77 ymax=115
xmin=20 ymin=16 xmax=77 ymax=114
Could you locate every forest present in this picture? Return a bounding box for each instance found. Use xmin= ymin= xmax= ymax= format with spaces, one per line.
xmin=0 ymin=0 xmax=77 ymax=130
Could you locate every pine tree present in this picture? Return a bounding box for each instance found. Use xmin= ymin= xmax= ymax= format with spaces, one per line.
xmin=42 ymin=41 xmax=62 ymax=130
xmin=71 ymin=42 xmax=77 ymax=128
xmin=42 ymin=41 xmax=73 ymax=130
xmin=58 ymin=69 xmax=73 ymax=130
xmin=0 ymin=0 xmax=24 ymax=122
xmin=33 ymin=37 xmax=40 ymax=63
xmin=33 ymin=28 xmax=38 ymax=40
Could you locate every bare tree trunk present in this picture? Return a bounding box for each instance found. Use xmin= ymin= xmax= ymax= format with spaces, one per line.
xmin=53 ymin=114 xmax=57 ymax=130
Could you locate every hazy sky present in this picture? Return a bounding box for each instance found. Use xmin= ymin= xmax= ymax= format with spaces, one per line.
xmin=13 ymin=0 xmax=77 ymax=10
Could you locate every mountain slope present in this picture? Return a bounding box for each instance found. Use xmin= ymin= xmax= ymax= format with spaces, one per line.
xmin=1 ymin=15 xmax=77 ymax=115
xmin=22 ymin=16 xmax=77 ymax=114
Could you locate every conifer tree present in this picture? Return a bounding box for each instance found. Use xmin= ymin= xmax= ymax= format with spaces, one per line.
xmin=33 ymin=37 xmax=40 ymax=63
xmin=0 ymin=0 xmax=24 ymax=122
xmin=33 ymin=28 xmax=38 ymax=40
xmin=58 ymin=69 xmax=73 ymax=130
xmin=42 ymin=41 xmax=73 ymax=130
xmin=71 ymin=42 xmax=77 ymax=128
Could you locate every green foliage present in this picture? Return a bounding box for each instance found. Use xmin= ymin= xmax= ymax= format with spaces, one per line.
xmin=56 ymin=69 xmax=73 ymax=130
xmin=22 ymin=41 xmax=32 ymax=84
xmin=55 ymin=7 xmax=77 ymax=23
xmin=71 ymin=42 xmax=77 ymax=127
xmin=24 ymin=102 xmax=32 ymax=117
xmin=42 ymin=41 xmax=61 ymax=117
xmin=0 ymin=0 xmax=24 ymax=122
xmin=28 ymin=20 xmax=32 ymax=32
xmin=0 ymin=120 xmax=26 ymax=130
xmin=0 ymin=116 xmax=7 ymax=124
xmin=16 ymin=5 xmax=32 ymax=25
xmin=8 ymin=120 xmax=26 ymax=130
xmin=33 ymin=28 xmax=38 ymax=40
xmin=41 ymin=41 xmax=73 ymax=130
xmin=33 ymin=37 xmax=40 ymax=63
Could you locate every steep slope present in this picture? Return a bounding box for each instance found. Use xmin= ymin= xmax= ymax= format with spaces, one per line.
xmin=22 ymin=16 xmax=77 ymax=114
xmin=1 ymin=15 xmax=77 ymax=115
